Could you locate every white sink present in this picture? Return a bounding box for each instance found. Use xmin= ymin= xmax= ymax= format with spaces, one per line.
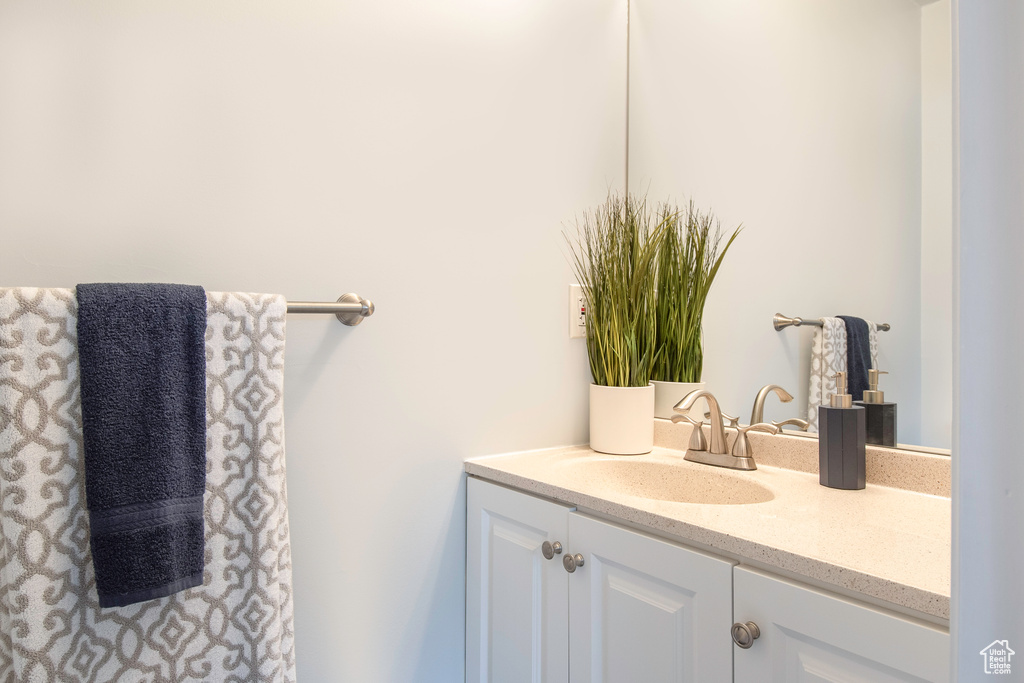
xmin=563 ymin=458 xmax=775 ymax=505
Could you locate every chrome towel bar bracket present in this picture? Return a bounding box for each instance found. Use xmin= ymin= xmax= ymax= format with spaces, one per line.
xmin=287 ymin=293 xmax=375 ymax=326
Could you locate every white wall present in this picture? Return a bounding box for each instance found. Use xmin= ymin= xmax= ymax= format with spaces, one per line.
xmin=0 ymin=1 xmax=625 ymax=679
xmin=920 ymin=0 xmax=953 ymax=452
xmin=952 ymin=1 xmax=1024 ymax=676
xmin=627 ymin=0 xmax=926 ymax=442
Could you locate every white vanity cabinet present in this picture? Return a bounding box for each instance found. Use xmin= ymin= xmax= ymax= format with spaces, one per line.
xmin=733 ymin=567 xmax=950 ymax=682
xmin=467 ymin=477 xmax=950 ymax=683
xmin=467 ymin=476 xmax=572 ymax=682
xmin=467 ymin=477 xmax=734 ymax=683
xmin=565 ymin=512 xmax=734 ymax=682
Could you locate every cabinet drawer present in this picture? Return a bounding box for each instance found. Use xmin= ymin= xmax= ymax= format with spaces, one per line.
xmin=733 ymin=566 xmax=949 ymax=682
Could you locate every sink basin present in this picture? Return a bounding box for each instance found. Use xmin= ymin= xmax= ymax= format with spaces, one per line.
xmin=565 ymin=459 xmax=775 ymax=505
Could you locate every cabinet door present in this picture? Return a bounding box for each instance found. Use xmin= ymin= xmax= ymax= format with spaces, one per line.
xmin=733 ymin=566 xmax=950 ymax=682
xmin=567 ymin=512 xmax=735 ymax=683
xmin=467 ymin=478 xmax=571 ymax=683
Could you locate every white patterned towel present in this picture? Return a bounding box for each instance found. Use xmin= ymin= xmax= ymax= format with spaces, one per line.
xmin=806 ymin=316 xmax=880 ymax=432
xmin=806 ymin=317 xmax=847 ymax=432
xmin=0 ymin=288 xmax=296 ymax=682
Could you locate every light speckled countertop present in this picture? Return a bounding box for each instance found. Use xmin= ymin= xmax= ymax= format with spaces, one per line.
xmin=465 ymin=428 xmax=951 ymax=622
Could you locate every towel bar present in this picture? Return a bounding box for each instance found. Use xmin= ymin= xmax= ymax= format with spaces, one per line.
xmin=773 ymin=313 xmax=890 ymax=332
xmin=287 ymin=293 xmax=375 ymax=326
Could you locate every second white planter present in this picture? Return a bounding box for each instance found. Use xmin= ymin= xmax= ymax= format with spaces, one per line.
xmin=652 ymin=380 xmax=707 ymax=420
xmin=589 ymin=383 xmax=655 ymax=455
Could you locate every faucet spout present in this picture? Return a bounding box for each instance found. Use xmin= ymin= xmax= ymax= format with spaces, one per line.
xmin=675 ymin=390 xmax=729 ymax=455
xmin=750 ymin=384 xmax=794 ymax=425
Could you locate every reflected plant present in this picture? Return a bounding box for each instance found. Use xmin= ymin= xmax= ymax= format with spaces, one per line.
xmin=652 ymin=200 xmax=741 ymax=383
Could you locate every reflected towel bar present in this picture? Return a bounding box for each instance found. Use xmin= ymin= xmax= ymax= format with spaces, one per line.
xmin=288 ymin=293 xmax=375 ymax=326
xmin=773 ymin=313 xmax=890 ymax=332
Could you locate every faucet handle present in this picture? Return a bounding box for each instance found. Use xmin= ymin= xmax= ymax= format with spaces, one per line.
xmin=771 ymin=417 xmax=810 ymax=432
xmin=672 ymin=414 xmax=708 ymax=451
xmin=732 ymin=423 xmax=780 ymax=459
xmin=705 ymin=411 xmax=740 ymax=430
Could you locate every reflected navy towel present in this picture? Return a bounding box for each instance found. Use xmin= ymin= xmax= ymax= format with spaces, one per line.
xmin=75 ymin=283 xmax=207 ymax=607
xmin=838 ymin=315 xmax=871 ymax=402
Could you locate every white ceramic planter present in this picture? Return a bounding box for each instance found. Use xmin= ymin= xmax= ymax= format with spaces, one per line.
xmin=652 ymin=380 xmax=707 ymax=420
xmin=589 ymin=383 xmax=655 ymax=455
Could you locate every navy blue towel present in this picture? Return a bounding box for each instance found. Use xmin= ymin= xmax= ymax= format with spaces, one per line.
xmin=838 ymin=315 xmax=871 ymax=402
xmin=75 ymin=283 xmax=207 ymax=608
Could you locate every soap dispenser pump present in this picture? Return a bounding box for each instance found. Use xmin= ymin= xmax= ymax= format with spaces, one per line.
xmin=854 ymin=369 xmax=897 ymax=447
xmin=818 ymin=371 xmax=866 ymax=490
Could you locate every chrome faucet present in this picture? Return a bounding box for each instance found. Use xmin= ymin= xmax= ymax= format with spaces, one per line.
xmin=751 ymin=384 xmax=809 ymax=431
xmin=673 ymin=390 xmax=728 ymax=455
xmin=672 ymin=390 xmax=777 ymax=471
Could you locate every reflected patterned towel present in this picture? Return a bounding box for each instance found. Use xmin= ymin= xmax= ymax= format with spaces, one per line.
xmin=867 ymin=321 xmax=880 ymax=371
xmin=0 ymin=288 xmax=296 ymax=682
xmin=806 ymin=317 xmax=847 ymax=432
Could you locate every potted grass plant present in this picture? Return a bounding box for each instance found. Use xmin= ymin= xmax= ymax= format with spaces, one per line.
xmin=651 ymin=200 xmax=742 ymax=419
xmin=565 ymin=193 xmax=667 ymax=455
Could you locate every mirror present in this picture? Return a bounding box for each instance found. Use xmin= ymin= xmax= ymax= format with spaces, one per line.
xmin=627 ymin=0 xmax=952 ymax=452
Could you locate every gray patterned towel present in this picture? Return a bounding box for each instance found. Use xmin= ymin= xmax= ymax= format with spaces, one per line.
xmin=806 ymin=317 xmax=847 ymax=432
xmin=0 ymin=288 xmax=296 ymax=682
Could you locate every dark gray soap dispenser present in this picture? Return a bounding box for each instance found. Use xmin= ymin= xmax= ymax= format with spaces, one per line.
xmin=818 ymin=371 xmax=866 ymax=490
xmin=854 ymin=369 xmax=897 ymax=447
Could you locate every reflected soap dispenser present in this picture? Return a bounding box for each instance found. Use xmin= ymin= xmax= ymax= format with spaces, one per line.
xmin=818 ymin=371 xmax=866 ymax=490
xmin=854 ymin=369 xmax=897 ymax=447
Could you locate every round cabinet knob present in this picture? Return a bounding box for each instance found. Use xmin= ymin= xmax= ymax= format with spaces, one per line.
xmin=731 ymin=621 xmax=761 ymax=649
xmin=541 ymin=541 xmax=563 ymax=560
xmin=562 ymin=553 xmax=585 ymax=573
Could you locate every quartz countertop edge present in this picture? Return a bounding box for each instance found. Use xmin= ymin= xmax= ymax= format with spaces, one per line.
xmin=465 ymin=445 xmax=950 ymax=621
